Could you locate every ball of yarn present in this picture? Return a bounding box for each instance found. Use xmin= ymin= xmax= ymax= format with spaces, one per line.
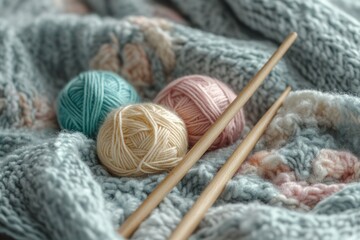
xmin=154 ymin=75 xmax=245 ymax=150
xmin=56 ymin=71 xmax=140 ymax=138
xmin=97 ymin=103 xmax=188 ymax=177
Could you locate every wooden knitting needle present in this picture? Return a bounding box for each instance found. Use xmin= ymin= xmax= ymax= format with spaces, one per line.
xmin=118 ymin=32 xmax=297 ymax=238
xmin=169 ymin=86 xmax=291 ymax=240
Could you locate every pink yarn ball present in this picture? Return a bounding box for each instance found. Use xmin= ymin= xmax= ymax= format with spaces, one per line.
xmin=154 ymin=75 xmax=245 ymax=150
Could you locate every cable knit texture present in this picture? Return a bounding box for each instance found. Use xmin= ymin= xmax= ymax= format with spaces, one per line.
xmin=1 ymin=0 xmax=360 ymax=239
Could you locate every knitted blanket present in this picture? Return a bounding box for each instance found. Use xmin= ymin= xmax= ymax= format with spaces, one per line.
xmin=1 ymin=0 xmax=360 ymax=239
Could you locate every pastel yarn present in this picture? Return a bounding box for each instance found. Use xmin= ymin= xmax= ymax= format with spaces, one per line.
xmin=97 ymin=103 xmax=188 ymax=177
xmin=56 ymin=71 xmax=140 ymax=138
xmin=154 ymin=75 xmax=245 ymax=150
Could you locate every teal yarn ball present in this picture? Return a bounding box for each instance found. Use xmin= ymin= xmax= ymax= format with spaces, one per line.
xmin=56 ymin=71 xmax=140 ymax=138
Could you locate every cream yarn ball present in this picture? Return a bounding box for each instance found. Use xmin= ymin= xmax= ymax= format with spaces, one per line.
xmin=97 ymin=103 xmax=188 ymax=177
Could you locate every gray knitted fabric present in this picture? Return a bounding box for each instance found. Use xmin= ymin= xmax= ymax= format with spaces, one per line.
xmin=1 ymin=0 xmax=360 ymax=239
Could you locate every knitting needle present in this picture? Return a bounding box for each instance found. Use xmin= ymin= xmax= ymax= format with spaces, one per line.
xmin=118 ymin=32 xmax=297 ymax=238
xmin=169 ymin=86 xmax=291 ymax=240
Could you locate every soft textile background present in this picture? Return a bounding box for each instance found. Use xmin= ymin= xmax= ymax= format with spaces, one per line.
xmin=1 ymin=0 xmax=360 ymax=239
